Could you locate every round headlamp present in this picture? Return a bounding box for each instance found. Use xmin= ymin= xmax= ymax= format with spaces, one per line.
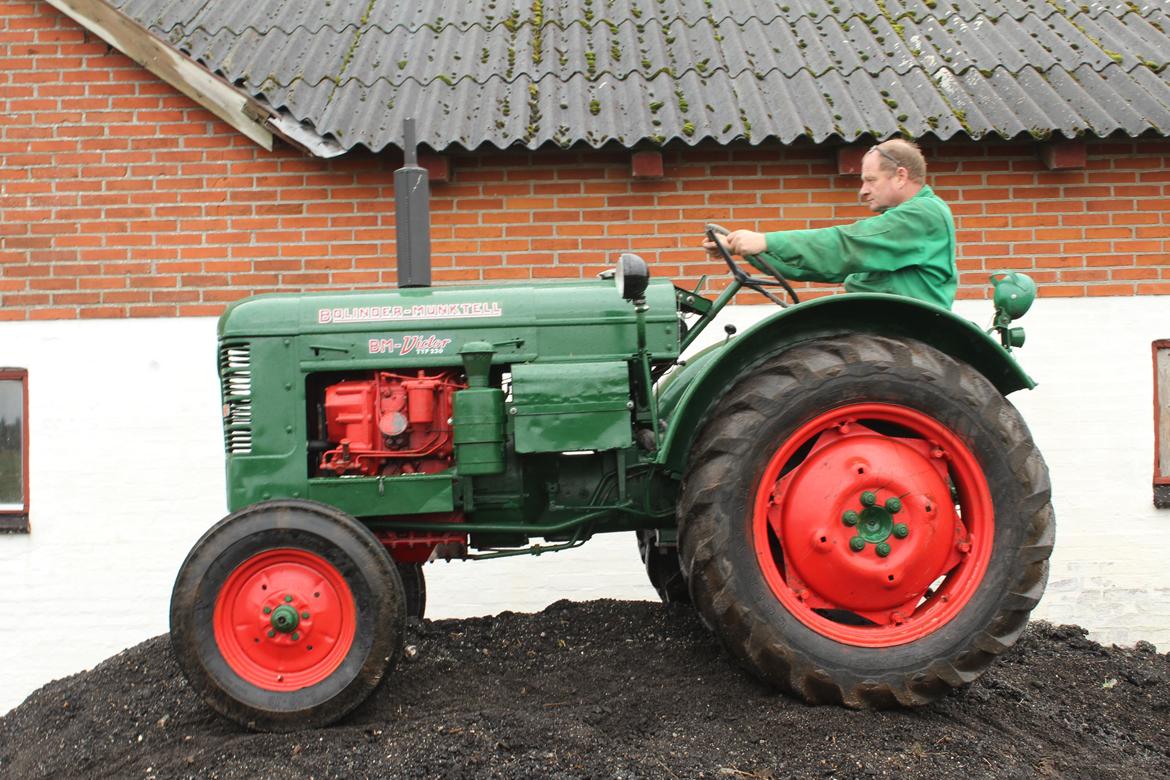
xmin=615 ymin=253 xmax=650 ymax=301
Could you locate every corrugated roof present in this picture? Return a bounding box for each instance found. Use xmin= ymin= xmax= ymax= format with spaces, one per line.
xmin=105 ymin=0 xmax=1170 ymax=152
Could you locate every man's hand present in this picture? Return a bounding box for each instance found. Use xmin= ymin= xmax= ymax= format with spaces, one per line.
xmin=727 ymin=230 xmax=767 ymax=256
xmin=702 ymin=229 xmax=767 ymax=258
xmin=702 ymin=233 xmax=728 ymax=259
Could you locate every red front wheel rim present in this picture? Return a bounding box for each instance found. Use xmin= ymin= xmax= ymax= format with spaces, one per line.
xmin=213 ymin=548 xmax=357 ymax=690
xmin=753 ymin=403 xmax=994 ymax=647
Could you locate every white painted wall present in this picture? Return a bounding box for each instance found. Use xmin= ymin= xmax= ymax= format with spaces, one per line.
xmin=1 ymin=296 xmax=1166 ymax=714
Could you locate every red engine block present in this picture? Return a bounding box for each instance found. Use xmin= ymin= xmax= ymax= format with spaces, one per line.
xmin=318 ymin=369 xmax=465 ymax=476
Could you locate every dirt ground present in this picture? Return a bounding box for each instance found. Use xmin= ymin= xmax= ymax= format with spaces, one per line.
xmin=2 ymin=599 xmax=1169 ymax=779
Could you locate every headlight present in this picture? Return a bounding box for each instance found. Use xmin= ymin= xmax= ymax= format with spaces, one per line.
xmin=991 ymin=272 xmax=1036 ymax=320
xmin=615 ymin=253 xmax=650 ymax=300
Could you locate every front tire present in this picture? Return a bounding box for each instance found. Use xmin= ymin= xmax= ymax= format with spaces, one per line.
xmin=170 ymin=500 xmax=406 ymax=731
xmin=678 ymin=335 xmax=1053 ymax=707
xmin=636 ymin=530 xmax=690 ymax=604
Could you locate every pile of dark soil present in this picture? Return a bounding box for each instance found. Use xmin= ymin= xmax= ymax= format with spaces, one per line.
xmin=3 ymin=600 xmax=1168 ymax=779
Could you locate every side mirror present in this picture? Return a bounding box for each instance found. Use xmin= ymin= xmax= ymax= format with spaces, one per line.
xmin=615 ymin=253 xmax=650 ymax=301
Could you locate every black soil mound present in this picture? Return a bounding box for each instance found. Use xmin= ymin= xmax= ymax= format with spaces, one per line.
xmin=3 ymin=600 xmax=1169 ymax=779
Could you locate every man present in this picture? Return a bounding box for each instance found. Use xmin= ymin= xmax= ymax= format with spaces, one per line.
xmin=704 ymin=139 xmax=957 ymax=308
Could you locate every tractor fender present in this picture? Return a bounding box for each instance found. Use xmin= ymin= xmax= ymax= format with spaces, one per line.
xmin=655 ymin=293 xmax=1035 ymax=475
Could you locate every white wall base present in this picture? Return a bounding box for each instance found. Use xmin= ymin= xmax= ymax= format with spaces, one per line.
xmin=1 ymin=296 xmax=1166 ymax=714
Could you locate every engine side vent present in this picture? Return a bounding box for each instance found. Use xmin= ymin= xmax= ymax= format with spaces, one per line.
xmin=220 ymin=343 xmax=253 ymax=454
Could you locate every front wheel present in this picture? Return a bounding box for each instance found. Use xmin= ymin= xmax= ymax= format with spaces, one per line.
xmin=636 ymin=530 xmax=690 ymax=604
xmin=170 ymin=500 xmax=406 ymax=731
xmin=678 ymin=335 xmax=1053 ymax=707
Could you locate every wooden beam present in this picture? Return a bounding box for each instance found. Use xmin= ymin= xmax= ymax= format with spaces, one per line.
xmin=46 ymin=0 xmax=274 ymax=151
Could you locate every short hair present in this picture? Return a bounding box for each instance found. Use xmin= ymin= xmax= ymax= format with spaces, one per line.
xmin=869 ymin=139 xmax=926 ymax=183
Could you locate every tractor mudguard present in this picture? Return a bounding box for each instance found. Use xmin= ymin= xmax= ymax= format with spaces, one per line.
xmin=655 ymin=293 xmax=1035 ymax=476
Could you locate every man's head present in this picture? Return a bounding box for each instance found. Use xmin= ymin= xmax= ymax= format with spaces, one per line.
xmin=859 ymin=139 xmax=926 ymax=212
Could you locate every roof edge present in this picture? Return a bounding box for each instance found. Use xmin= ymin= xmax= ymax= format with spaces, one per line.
xmin=47 ymin=0 xmax=276 ymax=150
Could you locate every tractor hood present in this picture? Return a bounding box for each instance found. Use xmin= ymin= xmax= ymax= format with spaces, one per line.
xmin=218 ymin=278 xmax=682 ymax=364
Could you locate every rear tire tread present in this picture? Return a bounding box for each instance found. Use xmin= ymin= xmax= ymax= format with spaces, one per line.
xmin=679 ymin=335 xmax=1054 ymax=708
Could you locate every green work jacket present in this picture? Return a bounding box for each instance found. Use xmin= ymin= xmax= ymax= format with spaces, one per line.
xmin=749 ymin=185 xmax=957 ymax=308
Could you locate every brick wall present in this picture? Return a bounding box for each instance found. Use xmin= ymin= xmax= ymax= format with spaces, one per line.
xmin=3 ymin=2 xmax=1169 ymax=321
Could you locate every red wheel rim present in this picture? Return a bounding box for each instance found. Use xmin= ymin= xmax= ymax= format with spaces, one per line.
xmin=213 ymin=548 xmax=356 ymax=691
xmin=752 ymin=403 xmax=993 ymax=647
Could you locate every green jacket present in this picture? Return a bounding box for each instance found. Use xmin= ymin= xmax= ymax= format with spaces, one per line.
xmin=749 ymin=185 xmax=957 ymax=308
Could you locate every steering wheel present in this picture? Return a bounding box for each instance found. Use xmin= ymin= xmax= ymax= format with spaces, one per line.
xmin=705 ymin=224 xmax=800 ymax=307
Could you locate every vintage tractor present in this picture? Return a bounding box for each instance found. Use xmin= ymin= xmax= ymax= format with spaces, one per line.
xmin=169 ymin=137 xmax=1051 ymax=732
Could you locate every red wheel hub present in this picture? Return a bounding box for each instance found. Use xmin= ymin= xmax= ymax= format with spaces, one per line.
xmin=753 ymin=403 xmax=993 ymax=647
xmin=213 ymin=548 xmax=356 ymax=691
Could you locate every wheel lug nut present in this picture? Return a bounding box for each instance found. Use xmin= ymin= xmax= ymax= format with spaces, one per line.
xmin=876 ymin=542 xmax=891 ymax=557
xmin=301 ymin=612 xmax=310 ymax=620
xmin=892 ymin=523 xmax=909 ymax=538
xmin=263 ymin=607 xmax=272 ymax=615
xmin=267 ymin=630 xmax=276 ymax=638
xmin=885 ymin=497 xmax=902 ymax=514
xmin=849 ymin=536 xmax=866 ymax=552
xmin=284 ymin=595 xmax=293 ymax=603
xmin=842 ymin=510 xmax=859 ymax=526
xmin=292 ymin=632 xmax=300 ymax=641
xmin=860 ymin=491 xmax=877 ymax=507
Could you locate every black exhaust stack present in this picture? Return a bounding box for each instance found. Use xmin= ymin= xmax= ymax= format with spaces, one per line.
xmin=395 ymin=118 xmax=431 ymax=288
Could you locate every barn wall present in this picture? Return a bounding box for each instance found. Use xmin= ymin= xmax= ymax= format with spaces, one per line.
xmin=3 ymin=4 xmax=1170 ymax=321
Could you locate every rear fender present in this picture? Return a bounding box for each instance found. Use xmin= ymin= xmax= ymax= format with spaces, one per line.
xmin=655 ymin=294 xmax=1034 ymax=475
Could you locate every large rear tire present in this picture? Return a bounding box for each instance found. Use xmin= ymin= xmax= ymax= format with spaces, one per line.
xmin=170 ymin=500 xmax=405 ymax=731
xmin=678 ymin=335 xmax=1053 ymax=707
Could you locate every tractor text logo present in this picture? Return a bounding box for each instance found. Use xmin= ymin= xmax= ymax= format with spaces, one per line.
xmin=368 ymin=335 xmax=453 ymax=356
xmin=318 ymin=302 xmax=502 ymax=324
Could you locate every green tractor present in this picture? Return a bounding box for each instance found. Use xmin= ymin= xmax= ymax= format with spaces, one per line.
xmin=170 ymin=249 xmax=1050 ymax=731
xmin=169 ymin=139 xmax=1051 ymax=732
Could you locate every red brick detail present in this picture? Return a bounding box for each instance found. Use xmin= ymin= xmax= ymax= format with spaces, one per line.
xmin=1040 ymin=142 xmax=1087 ymax=171
xmin=837 ymin=145 xmax=868 ymax=175
xmin=419 ymin=153 xmax=451 ymax=183
xmin=631 ymin=151 xmax=664 ymax=179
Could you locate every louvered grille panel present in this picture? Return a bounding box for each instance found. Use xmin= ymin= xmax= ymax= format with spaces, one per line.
xmin=220 ymin=343 xmax=253 ymax=454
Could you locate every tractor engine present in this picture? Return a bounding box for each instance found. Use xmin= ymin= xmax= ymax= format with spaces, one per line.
xmin=317 ymin=369 xmax=465 ymax=477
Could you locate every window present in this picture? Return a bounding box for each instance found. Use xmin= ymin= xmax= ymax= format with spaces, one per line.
xmin=0 ymin=369 xmax=28 ymax=533
xmin=1156 ymin=342 xmax=1170 ymax=510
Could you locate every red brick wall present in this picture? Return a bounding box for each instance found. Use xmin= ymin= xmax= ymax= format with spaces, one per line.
xmin=2 ymin=2 xmax=1169 ymax=320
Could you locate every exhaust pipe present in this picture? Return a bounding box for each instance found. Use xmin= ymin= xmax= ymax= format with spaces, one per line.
xmin=395 ymin=118 xmax=431 ymax=288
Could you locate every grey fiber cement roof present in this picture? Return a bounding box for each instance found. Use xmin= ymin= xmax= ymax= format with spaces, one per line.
xmin=106 ymin=0 xmax=1170 ymax=153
